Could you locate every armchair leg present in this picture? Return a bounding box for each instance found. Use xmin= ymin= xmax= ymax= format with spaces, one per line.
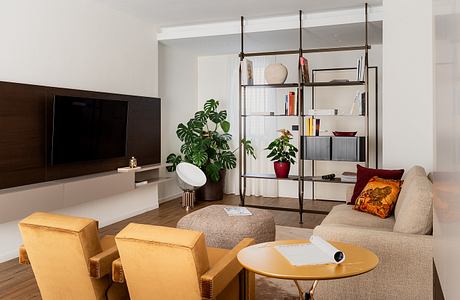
xmin=239 ymin=269 xmax=255 ymax=300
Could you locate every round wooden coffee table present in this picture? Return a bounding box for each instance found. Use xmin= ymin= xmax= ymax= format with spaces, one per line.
xmin=237 ymin=240 xmax=379 ymax=300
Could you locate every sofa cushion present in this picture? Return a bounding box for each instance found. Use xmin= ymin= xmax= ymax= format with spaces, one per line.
xmin=354 ymin=177 xmax=402 ymax=218
xmin=351 ymin=165 xmax=404 ymax=204
xmin=393 ymin=176 xmax=433 ymax=234
xmin=394 ymin=165 xmax=427 ymax=219
xmin=321 ymin=204 xmax=395 ymax=231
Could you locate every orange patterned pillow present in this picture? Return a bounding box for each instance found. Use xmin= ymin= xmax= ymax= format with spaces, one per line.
xmin=353 ymin=176 xmax=402 ymax=218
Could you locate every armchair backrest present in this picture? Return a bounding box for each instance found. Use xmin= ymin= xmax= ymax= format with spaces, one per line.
xmin=115 ymin=223 xmax=210 ymax=300
xmin=19 ymin=212 xmax=109 ymax=300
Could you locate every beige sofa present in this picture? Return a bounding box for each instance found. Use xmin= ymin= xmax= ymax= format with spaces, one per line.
xmin=313 ymin=166 xmax=433 ymax=300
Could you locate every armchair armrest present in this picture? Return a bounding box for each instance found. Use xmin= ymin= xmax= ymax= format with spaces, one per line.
xmin=19 ymin=245 xmax=29 ymax=265
xmin=200 ymin=238 xmax=255 ymax=300
xmin=112 ymin=258 xmax=125 ymax=283
xmin=89 ymin=235 xmax=119 ymax=279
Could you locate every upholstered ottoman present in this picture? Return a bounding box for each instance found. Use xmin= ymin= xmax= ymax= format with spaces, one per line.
xmin=177 ymin=205 xmax=276 ymax=249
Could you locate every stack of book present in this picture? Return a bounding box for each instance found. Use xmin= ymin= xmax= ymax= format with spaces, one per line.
xmin=305 ymin=117 xmax=320 ymax=136
xmin=241 ymin=59 xmax=254 ymax=85
xmin=350 ymin=92 xmax=365 ymax=115
xmin=307 ymin=109 xmax=338 ymax=116
xmin=284 ymin=91 xmax=297 ymax=115
xmin=341 ymin=172 xmax=357 ymax=183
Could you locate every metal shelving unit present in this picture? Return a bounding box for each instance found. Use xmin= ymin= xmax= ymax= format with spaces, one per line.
xmin=238 ymin=3 xmax=376 ymax=223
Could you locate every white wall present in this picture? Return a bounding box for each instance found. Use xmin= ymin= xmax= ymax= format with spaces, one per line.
xmin=382 ymin=0 xmax=433 ymax=171
xmin=0 ymin=0 xmax=161 ymax=261
xmin=0 ymin=0 xmax=158 ymax=96
xmin=433 ymin=0 xmax=460 ymax=298
xmin=158 ymin=44 xmax=199 ymax=201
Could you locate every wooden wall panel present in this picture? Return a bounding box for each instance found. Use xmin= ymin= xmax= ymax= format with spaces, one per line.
xmin=0 ymin=81 xmax=160 ymax=189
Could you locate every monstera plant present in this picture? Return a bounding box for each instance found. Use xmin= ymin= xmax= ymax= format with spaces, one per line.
xmin=167 ymin=99 xmax=255 ymax=200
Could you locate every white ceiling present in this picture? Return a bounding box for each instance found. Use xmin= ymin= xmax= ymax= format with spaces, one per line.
xmin=160 ymin=21 xmax=382 ymax=56
xmin=100 ymin=0 xmax=382 ymax=26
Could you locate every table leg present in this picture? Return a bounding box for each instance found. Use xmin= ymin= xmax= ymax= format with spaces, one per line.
xmin=294 ymin=280 xmax=319 ymax=300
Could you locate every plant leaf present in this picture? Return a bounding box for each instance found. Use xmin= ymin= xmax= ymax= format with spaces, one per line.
xmin=206 ymin=162 xmax=221 ymax=182
xmin=221 ymin=120 xmax=230 ymax=133
xmin=204 ymin=99 xmax=219 ymax=113
xmin=166 ymin=153 xmax=182 ymax=172
xmin=209 ymin=110 xmax=227 ymax=123
xmin=219 ymin=151 xmax=237 ymax=169
xmin=191 ymin=150 xmax=208 ymax=167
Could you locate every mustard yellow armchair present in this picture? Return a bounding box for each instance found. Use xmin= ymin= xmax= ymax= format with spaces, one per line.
xmin=112 ymin=223 xmax=255 ymax=300
xmin=18 ymin=212 xmax=129 ymax=300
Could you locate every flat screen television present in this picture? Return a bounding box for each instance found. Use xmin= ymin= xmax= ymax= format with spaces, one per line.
xmin=52 ymin=95 xmax=128 ymax=165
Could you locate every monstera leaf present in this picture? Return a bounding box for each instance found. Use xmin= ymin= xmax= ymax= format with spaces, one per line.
xmin=218 ymin=151 xmax=237 ymax=170
xmin=166 ymin=153 xmax=182 ymax=172
xmin=209 ymin=110 xmax=227 ymax=124
xmin=204 ymin=99 xmax=219 ymax=113
xmin=206 ymin=162 xmax=222 ymax=182
xmin=176 ymin=123 xmax=197 ymax=143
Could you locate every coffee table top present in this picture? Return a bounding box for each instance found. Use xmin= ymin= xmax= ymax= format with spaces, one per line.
xmin=237 ymin=240 xmax=379 ymax=281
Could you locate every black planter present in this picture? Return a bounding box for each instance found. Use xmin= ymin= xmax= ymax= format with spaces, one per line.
xmin=196 ymin=170 xmax=226 ymax=201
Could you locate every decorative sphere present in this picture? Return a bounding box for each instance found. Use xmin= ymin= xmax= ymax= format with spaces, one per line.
xmin=264 ymin=63 xmax=288 ymax=84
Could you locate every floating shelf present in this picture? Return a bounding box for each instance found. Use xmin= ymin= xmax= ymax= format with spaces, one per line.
xmin=135 ymin=177 xmax=173 ymax=188
xmin=118 ymin=163 xmax=169 ymax=173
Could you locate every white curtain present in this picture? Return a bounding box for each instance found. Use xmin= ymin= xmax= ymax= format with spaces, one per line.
xmin=224 ymin=56 xmax=279 ymax=197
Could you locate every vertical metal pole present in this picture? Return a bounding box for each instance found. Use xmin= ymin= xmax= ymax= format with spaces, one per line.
xmin=298 ymin=10 xmax=304 ymax=224
xmin=374 ymin=67 xmax=378 ymax=168
xmin=364 ymin=3 xmax=370 ymax=167
xmin=239 ymin=16 xmax=246 ymax=206
xmin=311 ymin=71 xmax=315 ymax=202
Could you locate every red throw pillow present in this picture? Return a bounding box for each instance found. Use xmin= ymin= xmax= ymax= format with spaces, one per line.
xmin=350 ymin=165 xmax=404 ymax=205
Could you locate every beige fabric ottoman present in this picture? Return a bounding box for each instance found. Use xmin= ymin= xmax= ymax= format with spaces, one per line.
xmin=177 ymin=205 xmax=276 ymax=249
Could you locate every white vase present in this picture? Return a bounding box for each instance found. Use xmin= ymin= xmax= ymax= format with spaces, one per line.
xmin=264 ymin=63 xmax=288 ymax=84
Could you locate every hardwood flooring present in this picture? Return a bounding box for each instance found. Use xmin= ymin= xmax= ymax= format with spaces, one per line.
xmin=0 ymin=195 xmax=340 ymax=300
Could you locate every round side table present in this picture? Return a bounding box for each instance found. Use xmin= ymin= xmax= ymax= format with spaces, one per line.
xmin=237 ymin=240 xmax=379 ymax=300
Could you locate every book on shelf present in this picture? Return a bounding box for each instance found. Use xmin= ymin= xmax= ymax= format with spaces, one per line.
xmin=241 ymin=59 xmax=254 ymax=85
xmin=341 ymin=171 xmax=357 ymax=183
xmin=350 ymin=91 xmax=365 ymax=115
xmin=305 ymin=117 xmax=320 ymax=136
xmin=307 ymin=109 xmax=338 ymax=116
xmin=284 ymin=91 xmax=297 ymax=116
xmin=356 ymin=55 xmax=365 ymax=81
xmin=299 ymin=57 xmax=310 ymax=83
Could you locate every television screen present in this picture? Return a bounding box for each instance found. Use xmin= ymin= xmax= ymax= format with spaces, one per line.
xmin=52 ymin=95 xmax=128 ymax=165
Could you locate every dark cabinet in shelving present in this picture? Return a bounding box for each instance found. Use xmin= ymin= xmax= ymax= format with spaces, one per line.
xmin=301 ymin=136 xmax=365 ymax=162
xmin=331 ymin=136 xmax=366 ymax=162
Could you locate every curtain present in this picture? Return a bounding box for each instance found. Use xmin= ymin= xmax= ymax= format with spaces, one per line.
xmin=224 ymin=56 xmax=279 ymax=197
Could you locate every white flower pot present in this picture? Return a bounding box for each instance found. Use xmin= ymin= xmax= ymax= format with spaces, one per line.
xmin=264 ymin=63 xmax=288 ymax=84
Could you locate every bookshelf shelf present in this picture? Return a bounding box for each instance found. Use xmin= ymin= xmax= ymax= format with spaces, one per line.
xmin=242 ymin=173 xmax=356 ymax=184
xmin=238 ymin=4 xmax=377 ymax=224
xmin=241 ymin=45 xmax=371 ymax=58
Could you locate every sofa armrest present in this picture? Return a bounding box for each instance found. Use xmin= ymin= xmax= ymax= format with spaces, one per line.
xmin=200 ymin=238 xmax=255 ymax=299
xmin=112 ymin=258 xmax=125 ymax=283
xmin=313 ymin=224 xmax=433 ymax=299
xmin=89 ymin=245 xmax=119 ymax=279
xmin=346 ymin=185 xmax=354 ymax=204
xmin=18 ymin=245 xmax=29 ymax=265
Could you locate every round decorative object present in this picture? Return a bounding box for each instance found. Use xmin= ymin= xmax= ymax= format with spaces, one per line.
xmin=129 ymin=156 xmax=137 ymax=168
xmin=264 ymin=63 xmax=288 ymax=84
xmin=176 ymin=162 xmax=207 ymax=191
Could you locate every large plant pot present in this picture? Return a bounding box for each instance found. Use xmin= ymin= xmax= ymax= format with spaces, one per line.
xmin=274 ymin=161 xmax=291 ymax=178
xmin=197 ymin=169 xmax=226 ymax=201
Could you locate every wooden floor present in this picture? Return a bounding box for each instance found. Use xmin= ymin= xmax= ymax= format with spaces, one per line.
xmin=0 ymin=195 xmax=340 ymax=300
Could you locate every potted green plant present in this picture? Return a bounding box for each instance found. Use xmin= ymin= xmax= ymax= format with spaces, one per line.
xmin=265 ymin=129 xmax=298 ymax=178
xmin=166 ymin=99 xmax=255 ymax=201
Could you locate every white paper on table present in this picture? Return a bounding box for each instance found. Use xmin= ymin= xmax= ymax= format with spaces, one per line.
xmin=275 ymin=235 xmax=345 ymax=266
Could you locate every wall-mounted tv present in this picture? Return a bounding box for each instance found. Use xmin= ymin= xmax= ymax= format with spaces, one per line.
xmin=52 ymin=95 xmax=128 ymax=165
